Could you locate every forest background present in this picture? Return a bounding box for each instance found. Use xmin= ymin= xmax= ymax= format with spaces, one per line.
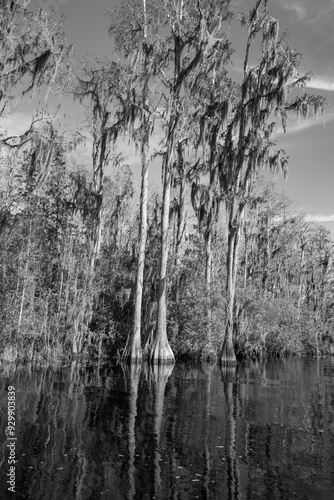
xmin=1 ymin=0 xmax=334 ymax=365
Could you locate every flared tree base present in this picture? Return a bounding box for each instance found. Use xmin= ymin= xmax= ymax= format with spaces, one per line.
xmin=122 ymin=336 xmax=143 ymax=364
xmin=149 ymin=334 xmax=175 ymax=365
xmin=220 ymin=337 xmax=237 ymax=367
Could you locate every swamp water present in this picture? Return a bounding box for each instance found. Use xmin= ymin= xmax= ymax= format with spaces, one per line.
xmin=0 ymin=358 xmax=334 ymax=500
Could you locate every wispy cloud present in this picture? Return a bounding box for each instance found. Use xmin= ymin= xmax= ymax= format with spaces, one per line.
xmin=0 ymin=112 xmax=32 ymax=137
xmin=303 ymin=3 xmax=334 ymax=25
xmin=274 ymin=111 xmax=331 ymax=137
xmin=307 ymin=76 xmax=334 ymax=91
xmin=278 ymin=0 xmax=334 ymax=24
xmin=306 ymin=214 xmax=334 ymax=222
xmin=277 ymin=0 xmax=309 ymax=21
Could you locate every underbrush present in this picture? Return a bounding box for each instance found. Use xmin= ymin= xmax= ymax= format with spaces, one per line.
xmin=1 ymin=292 xmax=333 ymax=363
xmin=236 ymin=297 xmax=324 ymax=357
xmin=168 ymin=280 xmax=225 ymax=359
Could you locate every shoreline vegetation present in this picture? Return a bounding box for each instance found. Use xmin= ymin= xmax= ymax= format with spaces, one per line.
xmin=1 ymin=1 xmax=333 ymax=365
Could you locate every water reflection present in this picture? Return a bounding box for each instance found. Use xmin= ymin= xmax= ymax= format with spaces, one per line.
xmin=122 ymin=363 xmax=142 ymax=500
xmin=202 ymin=362 xmax=214 ymax=499
xmin=221 ymin=366 xmax=240 ymax=500
xmin=0 ymin=358 xmax=333 ymax=499
xmin=151 ymin=364 xmax=174 ymax=500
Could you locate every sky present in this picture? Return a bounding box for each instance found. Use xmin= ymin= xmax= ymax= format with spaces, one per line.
xmin=2 ymin=0 xmax=334 ymax=237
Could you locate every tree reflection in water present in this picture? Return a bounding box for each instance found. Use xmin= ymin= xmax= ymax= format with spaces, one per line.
xmin=221 ymin=366 xmax=240 ymax=500
xmin=202 ymin=361 xmax=215 ymax=499
xmin=121 ymin=363 xmax=142 ymax=500
xmin=0 ymin=358 xmax=334 ymax=499
xmin=151 ymin=364 xmax=174 ymax=499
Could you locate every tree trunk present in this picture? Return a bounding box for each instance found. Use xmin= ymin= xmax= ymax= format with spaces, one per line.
xmin=89 ymin=196 xmax=103 ymax=274
xmin=221 ymin=209 xmax=241 ymax=366
xmin=297 ymin=239 xmax=306 ymax=317
xmin=150 ymin=6 xmax=192 ymax=363
xmin=90 ymin=126 xmax=108 ymax=273
xmin=18 ymin=219 xmax=33 ymax=332
xmin=150 ymin=164 xmax=175 ymax=364
xmin=205 ymin=229 xmax=212 ymax=315
xmin=123 ymin=9 xmax=151 ymax=362
xmin=174 ymin=142 xmax=186 ymax=306
xmin=123 ymin=139 xmax=149 ymax=363
xmin=243 ymin=227 xmax=248 ymax=289
xmin=202 ymin=228 xmax=216 ymax=360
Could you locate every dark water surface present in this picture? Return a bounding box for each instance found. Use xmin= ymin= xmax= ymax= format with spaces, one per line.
xmin=1 ymin=358 xmax=334 ymax=499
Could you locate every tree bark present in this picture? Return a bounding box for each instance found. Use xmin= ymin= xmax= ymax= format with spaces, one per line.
xmin=123 ymin=138 xmax=149 ymax=363
xmin=174 ymin=142 xmax=186 ymax=306
xmin=221 ymin=231 xmax=238 ymax=366
xmin=202 ymin=228 xmax=216 ymax=360
xmin=297 ymin=238 xmax=306 ymax=317
xmin=205 ymin=229 xmax=212 ymax=314
xmin=90 ymin=116 xmax=108 ymax=273
xmin=18 ymin=219 xmax=33 ymax=332
xmin=221 ymin=202 xmax=242 ymax=366
xmin=243 ymin=225 xmax=248 ymax=289
xmin=150 ymin=165 xmax=175 ymax=364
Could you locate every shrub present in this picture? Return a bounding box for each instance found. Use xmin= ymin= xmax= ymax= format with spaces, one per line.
xmin=237 ymin=295 xmax=319 ymax=357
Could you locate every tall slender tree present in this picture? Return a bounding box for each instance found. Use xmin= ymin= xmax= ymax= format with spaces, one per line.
xmin=150 ymin=0 xmax=232 ymax=363
xmin=110 ymin=0 xmax=162 ymax=363
xmin=191 ymin=169 xmax=221 ymax=358
xmin=215 ymin=0 xmax=324 ymax=365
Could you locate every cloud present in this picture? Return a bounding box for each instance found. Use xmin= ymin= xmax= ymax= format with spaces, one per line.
xmin=274 ymin=113 xmax=329 ymax=137
xmin=0 ymin=112 xmax=32 ymax=137
xmin=306 ymin=214 xmax=334 ymax=222
xmin=306 ymin=76 xmax=334 ymax=91
xmin=277 ymin=0 xmax=309 ymax=21
xmin=303 ymin=3 xmax=334 ymax=25
xmin=278 ymin=0 xmax=334 ymax=24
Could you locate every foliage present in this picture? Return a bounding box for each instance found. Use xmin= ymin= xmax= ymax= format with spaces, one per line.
xmin=0 ymin=1 xmax=70 ymax=119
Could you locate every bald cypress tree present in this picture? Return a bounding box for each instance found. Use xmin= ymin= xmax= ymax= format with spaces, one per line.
xmin=150 ymin=0 xmax=232 ymax=363
xmin=109 ymin=0 xmax=163 ymax=363
xmin=215 ymin=0 xmax=324 ymax=365
xmin=110 ymin=0 xmax=232 ymax=363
